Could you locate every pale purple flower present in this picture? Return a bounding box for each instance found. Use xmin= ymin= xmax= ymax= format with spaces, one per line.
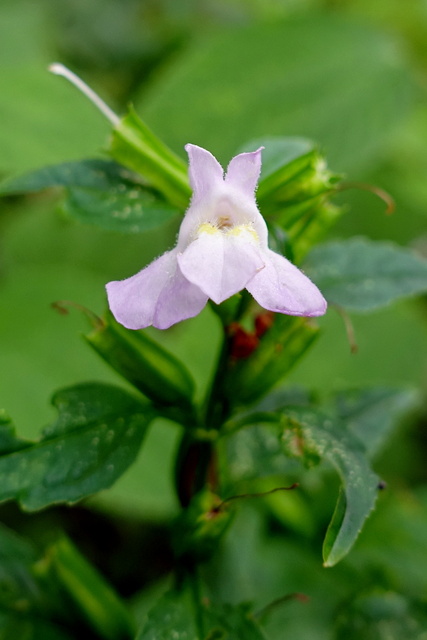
xmin=106 ymin=145 xmax=327 ymax=330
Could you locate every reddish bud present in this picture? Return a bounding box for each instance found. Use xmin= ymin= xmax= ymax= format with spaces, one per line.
xmin=227 ymin=324 xmax=259 ymax=359
xmin=255 ymin=311 xmax=275 ymax=337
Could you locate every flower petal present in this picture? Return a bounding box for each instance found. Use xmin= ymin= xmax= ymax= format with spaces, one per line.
xmin=246 ymin=249 xmax=327 ymax=316
xmin=106 ymin=251 xmax=178 ymax=329
xmin=178 ymin=229 xmax=264 ymax=304
xmin=225 ymin=148 xmax=263 ymax=195
xmin=185 ymin=144 xmax=224 ymax=201
xmin=153 ymin=266 xmax=208 ymax=329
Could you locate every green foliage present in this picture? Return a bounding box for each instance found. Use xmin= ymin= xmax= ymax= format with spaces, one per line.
xmin=0 ymin=383 xmax=153 ymax=510
xmin=304 ymin=238 xmax=427 ymax=311
xmin=0 ymin=159 xmax=123 ymax=194
xmin=0 ymin=412 xmax=31 ymax=454
xmin=281 ymin=407 xmax=379 ymax=566
xmin=0 ymin=160 xmax=180 ymax=234
xmin=221 ymin=421 xmax=297 ymax=487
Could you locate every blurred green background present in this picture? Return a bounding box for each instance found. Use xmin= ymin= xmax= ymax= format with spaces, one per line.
xmin=1 ymin=1 xmax=427 ymax=638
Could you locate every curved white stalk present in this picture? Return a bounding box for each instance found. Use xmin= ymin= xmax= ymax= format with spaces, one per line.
xmin=49 ymin=62 xmax=120 ymax=126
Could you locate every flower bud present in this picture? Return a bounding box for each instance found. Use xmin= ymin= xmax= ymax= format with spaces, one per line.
xmin=85 ymin=312 xmax=196 ymax=411
xmin=172 ymin=490 xmax=234 ymax=563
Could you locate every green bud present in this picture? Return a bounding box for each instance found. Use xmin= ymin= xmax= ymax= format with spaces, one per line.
xmin=172 ymin=490 xmax=234 ymax=563
xmin=257 ymin=149 xmax=316 ymax=203
xmin=258 ymin=149 xmax=340 ymax=215
xmin=85 ymin=312 xmax=196 ymax=412
xmin=109 ymin=107 xmax=191 ymax=210
xmin=287 ymin=200 xmax=344 ymax=262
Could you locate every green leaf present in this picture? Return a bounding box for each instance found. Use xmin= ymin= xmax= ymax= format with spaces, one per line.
xmin=221 ymin=423 xmax=296 ymax=486
xmin=140 ymin=16 xmax=416 ymax=172
xmin=0 ymin=383 xmax=154 ymax=510
xmin=303 ymin=238 xmax=427 ymax=311
xmin=333 ymin=387 xmax=419 ymax=457
xmin=220 ymin=387 xmax=312 ymax=484
xmin=0 ymin=158 xmax=124 ymax=193
xmin=0 ymin=410 xmax=31 ymax=454
xmin=0 ymin=159 xmax=180 ymax=234
xmin=280 ymin=406 xmax=379 ymax=566
xmin=62 ymin=185 xmax=178 ymax=234
xmin=49 ymin=537 xmax=134 ymax=640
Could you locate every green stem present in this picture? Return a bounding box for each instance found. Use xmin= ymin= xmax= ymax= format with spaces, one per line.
xmin=203 ymin=290 xmax=255 ymax=430
xmin=203 ymin=331 xmax=230 ymax=430
xmin=189 ymin=566 xmax=205 ymax=639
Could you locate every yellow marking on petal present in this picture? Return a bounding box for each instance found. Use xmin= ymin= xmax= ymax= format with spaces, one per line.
xmin=227 ymin=224 xmax=259 ymax=243
xmin=198 ymin=222 xmax=219 ymax=235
